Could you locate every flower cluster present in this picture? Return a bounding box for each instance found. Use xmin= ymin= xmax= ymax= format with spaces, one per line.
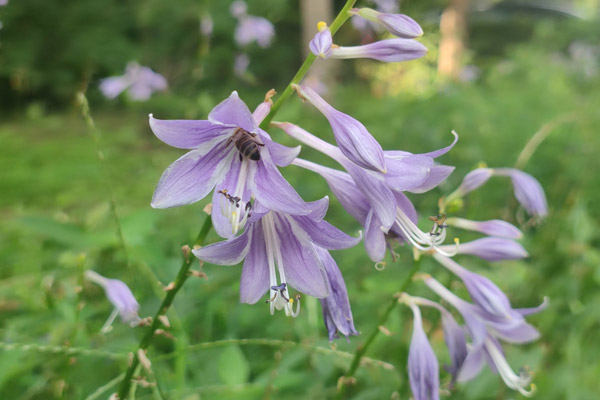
xmin=146 ymin=7 xmax=548 ymax=398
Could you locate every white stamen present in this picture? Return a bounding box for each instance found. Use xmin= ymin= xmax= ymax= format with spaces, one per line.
xmin=262 ymin=213 xmax=299 ymax=318
xmin=393 ymin=208 xmax=458 ymax=256
xmin=485 ymin=338 xmax=536 ymax=397
xmin=220 ymin=160 xmax=251 ymax=235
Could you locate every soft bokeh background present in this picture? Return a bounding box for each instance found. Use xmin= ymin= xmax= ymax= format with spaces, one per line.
xmin=1 ymin=0 xmax=599 ymax=399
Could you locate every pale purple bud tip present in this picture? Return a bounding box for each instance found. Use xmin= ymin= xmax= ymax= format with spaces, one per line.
xmin=408 ymin=304 xmax=440 ymax=400
xmin=494 ymin=169 xmax=548 ymax=217
xmin=457 ymin=168 xmax=493 ymax=195
xmin=309 ymin=24 xmax=333 ymax=59
xmin=85 ymin=270 xmax=141 ymax=327
xmin=453 ymin=237 xmax=529 ymax=261
xmin=447 ymin=217 xmax=523 ymax=239
xmin=331 ymin=38 xmax=427 ymax=63
xmin=354 ymin=8 xmax=423 ymax=38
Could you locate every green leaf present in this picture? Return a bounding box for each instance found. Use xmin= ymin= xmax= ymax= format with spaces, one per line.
xmin=218 ymin=345 xmax=250 ymax=386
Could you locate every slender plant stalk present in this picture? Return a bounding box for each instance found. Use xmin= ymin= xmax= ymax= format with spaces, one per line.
xmin=116 ymin=2 xmax=358 ymax=397
xmin=334 ymin=258 xmax=422 ymax=400
xmin=259 ymin=0 xmax=356 ymax=129
xmin=117 ymin=215 xmax=213 ymax=398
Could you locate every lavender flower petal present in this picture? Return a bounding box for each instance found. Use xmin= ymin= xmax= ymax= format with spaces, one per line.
xmin=316 ymin=246 xmax=358 ymax=340
xmin=275 ymin=216 xmax=330 ymax=298
xmin=293 ymin=84 xmax=386 ymax=173
xmin=240 ymin=223 xmax=271 ymax=303
xmin=149 ymin=114 xmax=231 ymax=149
xmin=99 ymin=77 xmax=130 ymax=99
xmin=208 ymin=91 xmax=257 ymax=133
xmin=290 ymin=214 xmax=361 ymax=250
xmin=192 ymin=225 xmax=252 ymax=265
xmin=495 ymin=168 xmax=548 ymax=217
xmin=353 ymin=8 xmax=423 ymax=38
xmin=408 ymin=304 xmax=440 ymax=400
xmin=364 ymin=210 xmax=387 ymax=262
xmin=309 ymin=25 xmax=333 ymax=58
xmin=151 ymin=140 xmax=234 ymax=208
xmin=449 ymin=237 xmax=529 ymax=261
xmin=457 ymin=168 xmax=493 ymax=194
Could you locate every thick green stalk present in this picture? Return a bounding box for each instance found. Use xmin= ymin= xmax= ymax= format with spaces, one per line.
xmin=259 ymin=0 xmax=356 ymax=129
xmin=334 ymin=258 xmax=422 ymax=400
xmin=117 ymin=216 xmax=212 ymax=398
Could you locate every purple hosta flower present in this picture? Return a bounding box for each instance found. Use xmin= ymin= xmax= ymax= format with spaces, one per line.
xmin=421 ymin=275 xmax=544 ymax=395
xmin=494 ymin=168 xmax=548 ymax=217
xmin=330 ymin=39 xmax=427 ymax=63
xmin=150 ymin=91 xmax=321 ymax=239
xmin=452 ymin=167 xmax=547 ymax=218
xmin=446 ymin=217 xmax=523 ymax=239
xmin=99 ymin=62 xmax=167 ymax=101
xmin=315 ymin=246 xmax=358 ymax=340
xmin=234 ymin=53 xmax=251 ymax=77
xmin=437 ymin=237 xmax=528 ymax=262
xmin=274 ymin=122 xmax=458 ymax=262
xmin=292 ymin=84 xmax=386 ymax=173
xmin=192 ymin=201 xmax=361 ymax=318
xmin=85 ymin=270 xmax=141 ymax=333
xmin=230 ymin=1 xmax=275 ymax=49
xmin=0 ymin=0 xmax=7 ymax=6
xmin=350 ymin=8 xmax=423 ymax=38
xmin=407 ymin=302 xmax=440 ymax=400
xmin=400 ymin=293 xmax=468 ymax=384
xmin=309 ymin=22 xmax=333 ymax=59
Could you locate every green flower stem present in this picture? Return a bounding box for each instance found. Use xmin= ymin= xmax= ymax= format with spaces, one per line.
xmin=116 ymin=215 xmax=213 ymax=399
xmin=334 ymin=257 xmax=422 ymax=400
xmin=259 ymin=0 xmax=357 ymax=130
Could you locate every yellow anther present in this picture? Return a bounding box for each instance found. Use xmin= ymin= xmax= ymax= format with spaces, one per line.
xmin=317 ymin=21 xmax=327 ymax=32
xmin=454 ymin=237 xmax=460 ymax=245
xmin=289 ymin=297 xmax=294 ymax=304
xmin=477 ymin=161 xmax=488 ymax=169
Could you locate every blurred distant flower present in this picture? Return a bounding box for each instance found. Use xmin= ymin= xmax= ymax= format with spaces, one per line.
xmin=459 ymin=65 xmax=481 ymax=82
xmin=406 ymin=301 xmax=440 ymax=400
xmin=231 ymin=1 xmax=275 ymax=48
xmin=569 ymin=41 xmax=599 ymax=78
xmin=309 ymin=22 xmax=333 ymax=59
xmin=230 ymin=0 xmax=247 ymax=18
xmin=150 ymin=91 xmax=320 ymax=238
xmin=99 ymin=62 xmax=167 ymax=101
xmin=201 ymin=14 xmax=214 ymax=37
xmin=192 ymin=201 xmax=361 ymax=319
xmin=302 ymin=74 xmax=329 ymax=96
xmin=234 ymin=53 xmax=250 ymax=77
xmin=316 ymin=246 xmax=359 ymax=340
xmin=330 ymin=39 xmax=427 ymax=63
xmin=0 ymin=0 xmax=7 ymax=6
xmin=350 ymin=8 xmax=423 ymax=38
xmin=85 ymin=270 xmax=141 ymax=333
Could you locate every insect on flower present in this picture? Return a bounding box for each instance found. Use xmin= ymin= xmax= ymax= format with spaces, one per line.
xmin=227 ymin=127 xmax=265 ymax=161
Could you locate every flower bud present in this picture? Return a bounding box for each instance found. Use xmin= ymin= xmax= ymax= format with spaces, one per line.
xmin=447 ymin=217 xmax=523 ymax=239
xmin=352 ymin=8 xmax=423 ymax=38
xmin=309 ymin=22 xmax=333 ymax=59
xmin=331 ymin=38 xmax=427 ymax=63
xmin=457 ymin=168 xmax=493 ymax=195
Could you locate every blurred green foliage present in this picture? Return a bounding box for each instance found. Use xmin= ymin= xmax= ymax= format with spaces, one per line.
xmin=1 ymin=0 xmax=600 ymax=399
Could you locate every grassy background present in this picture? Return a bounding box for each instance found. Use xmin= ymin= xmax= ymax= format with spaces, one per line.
xmin=2 ymin=2 xmax=600 ymax=399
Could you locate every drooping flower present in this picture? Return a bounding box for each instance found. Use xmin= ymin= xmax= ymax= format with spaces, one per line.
xmin=99 ymin=62 xmax=167 ymax=101
xmin=407 ymin=302 xmax=440 ymax=400
xmin=420 ymin=275 xmax=545 ymax=396
xmin=230 ymin=2 xmax=275 ymax=49
xmin=274 ymin=122 xmax=457 ymax=262
xmin=309 ymin=22 xmax=333 ymax=59
xmin=446 ymin=217 xmax=523 ymax=239
xmin=451 ymin=167 xmax=548 ymax=218
xmin=315 ymin=246 xmax=359 ymax=340
xmin=192 ymin=200 xmax=361 ymax=319
xmin=85 ymin=270 xmax=141 ymax=333
xmin=150 ymin=91 xmax=322 ymax=239
xmin=350 ymin=8 xmax=423 ymax=38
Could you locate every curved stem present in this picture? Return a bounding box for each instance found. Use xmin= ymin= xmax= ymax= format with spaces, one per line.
xmin=116 ymin=215 xmax=213 ymax=399
xmin=259 ymin=0 xmax=357 ymax=130
xmin=334 ymin=257 xmax=422 ymax=400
